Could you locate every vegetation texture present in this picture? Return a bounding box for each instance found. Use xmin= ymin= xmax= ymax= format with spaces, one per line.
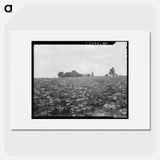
xmin=33 ymin=76 xmax=127 ymax=118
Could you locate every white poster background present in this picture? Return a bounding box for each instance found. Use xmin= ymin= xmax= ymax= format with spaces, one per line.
xmin=10 ymin=31 xmax=150 ymax=130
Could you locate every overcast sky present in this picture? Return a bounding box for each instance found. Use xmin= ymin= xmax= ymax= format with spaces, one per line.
xmin=34 ymin=42 xmax=127 ymax=78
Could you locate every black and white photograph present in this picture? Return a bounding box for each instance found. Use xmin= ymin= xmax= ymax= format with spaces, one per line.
xmin=32 ymin=41 xmax=128 ymax=119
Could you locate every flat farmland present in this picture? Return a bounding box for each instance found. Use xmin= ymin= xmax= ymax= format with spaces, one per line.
xmin=33 ymin=76 xmax=128 ymax=118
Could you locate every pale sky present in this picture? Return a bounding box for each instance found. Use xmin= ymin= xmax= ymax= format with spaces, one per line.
xmin=34 ymin=42 xmax=127 ymax=78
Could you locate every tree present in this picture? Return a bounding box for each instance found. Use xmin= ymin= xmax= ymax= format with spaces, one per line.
xmin=58 ymin=70 xmax=83 ymax=77
xmin=91 ymin=72 xmax=94 ymax=77
xmin=58 ymin=71 xmax=64 ymax=77
xmin=109 ymin=67 xmax=115 ymax=76
xmin=71 ymin=70 xmax=80 ymax=77
xmin=63 ymin=72 xmax=72 ymax=77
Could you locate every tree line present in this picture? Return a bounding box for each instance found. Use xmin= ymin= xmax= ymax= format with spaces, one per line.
xmin=58 ymin=67 xmax=117 ymax=78
xmin=58 ymin=70 xmax=94 ymax=78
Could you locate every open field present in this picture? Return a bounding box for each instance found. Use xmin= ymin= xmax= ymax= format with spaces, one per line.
xmin=33 ymin=76 xmax=128 ymax=118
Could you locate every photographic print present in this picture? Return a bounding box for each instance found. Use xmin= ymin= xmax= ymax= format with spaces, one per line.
xmin=32 ymin=41 xmax=128 ymax=119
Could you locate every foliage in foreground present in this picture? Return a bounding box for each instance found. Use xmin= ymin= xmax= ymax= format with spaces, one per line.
xmin=33 ymin=76 xmax=127 ymax=118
